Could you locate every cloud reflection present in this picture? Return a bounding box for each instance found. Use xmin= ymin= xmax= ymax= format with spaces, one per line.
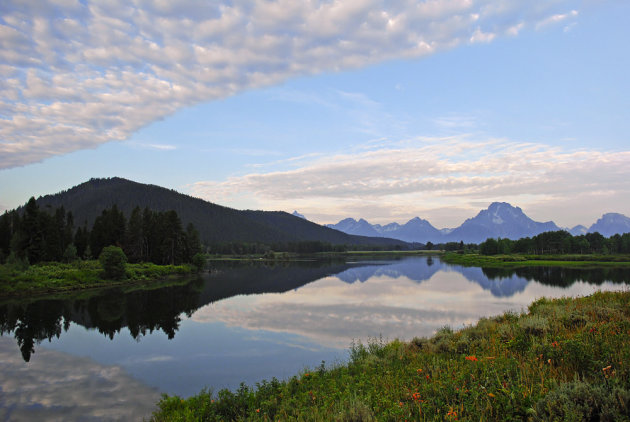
xmin=0 ymin=337 xmax=160 ymax=421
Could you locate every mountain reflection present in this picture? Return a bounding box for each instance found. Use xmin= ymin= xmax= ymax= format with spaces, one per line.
xmin=1 ymin=257 xmax=628 ymax=361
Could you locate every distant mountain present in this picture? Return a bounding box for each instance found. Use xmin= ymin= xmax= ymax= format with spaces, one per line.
xmin=326 ymin=216 xmax=441 ymax=243
xmin=33 ymin=178 xmax=408 ymax=248
xmin=328 ymin=202 xmax=564 ymax=244
xmin=444 ymin=202 xmax=560 ymax=244
xmin=588 ymin=213 xmax=630 ymax=237
xmin=392 ymin=217 xmax=442 ymax=243
xmin=326 ymin=218 xmax=381 ymax=237
xmin=569 ymin=225 xmax=588 ymax=236
xmin=291 ymin=211 xmax=306 ymax=220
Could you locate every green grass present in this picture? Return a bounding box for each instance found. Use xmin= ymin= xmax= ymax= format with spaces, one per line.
xmin=150 ymin=290 xmax=630 ymax=421
xmin=442 ymin=252 xmax=630 ymax=268
xmin=0 ymin=260 xmax=196 ymax=297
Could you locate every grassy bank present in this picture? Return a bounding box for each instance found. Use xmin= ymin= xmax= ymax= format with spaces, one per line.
xmin=442 ymin=252 xmax=630 ymax=268
xmin=151 ymin=290 xmax=630 ymax=421
xmin=0 ymin=260 xmax=197 ymax=297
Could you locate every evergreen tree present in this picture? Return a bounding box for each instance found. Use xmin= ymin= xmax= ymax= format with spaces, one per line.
xmin=74 ymin=224 xmax=90 ymax=259
xmin=0 ymin=212 xmax=11 ymax=261
xmin=125 ymin=206 xmax=144 ymax=263
xmin=183 ymin=222 xmax=201 ymax=262
xmin=22 ymin=197 xmax=45 ymax=263
xmin=90 ymin=205 xmax=127 ymax=257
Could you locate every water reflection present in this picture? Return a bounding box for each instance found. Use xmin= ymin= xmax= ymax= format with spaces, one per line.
xmin=0 ymin=336 xmax=160 ymax=421
xmin=1 ymin=257 xmax=629 ymax=362
xmin=191 ymin=257 xmax=629 ymax=348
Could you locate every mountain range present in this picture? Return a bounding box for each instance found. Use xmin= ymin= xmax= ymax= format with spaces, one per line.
xmin=32 ymin=178 xmax=407 ymax=248
xmin=325 ymin=202 xmax=630 ymax=244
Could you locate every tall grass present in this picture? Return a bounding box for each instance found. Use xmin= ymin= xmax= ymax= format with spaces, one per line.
xmin=151 ymin=290 xmax=630 ymax=421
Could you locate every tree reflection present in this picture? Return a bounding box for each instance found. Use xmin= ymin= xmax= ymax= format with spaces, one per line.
xmin=2 ymin=258 xmax=629 ymax=362
xmin=481 ymin=266 xmax=630 ymax=287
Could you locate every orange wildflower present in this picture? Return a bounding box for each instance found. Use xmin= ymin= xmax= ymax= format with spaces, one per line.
xmin=465 ymin=355 xmax=478 ymax=362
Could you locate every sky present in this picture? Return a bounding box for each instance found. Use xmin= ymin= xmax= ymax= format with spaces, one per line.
xmin=1 ymin=0 xmax=629 ymax=229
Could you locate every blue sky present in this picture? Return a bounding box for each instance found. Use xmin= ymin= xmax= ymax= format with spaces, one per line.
xmin=1 ymin=0 xmax=628 ymax=229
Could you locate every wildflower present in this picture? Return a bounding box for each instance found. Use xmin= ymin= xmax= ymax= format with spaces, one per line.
xmin=548 ymin=359 xmax=552 ymax=364
xmin=417 ymin=368 xmax=423 ymax=374
xmin=256 ymin=409 xmax=260 ymax=413
xmin=488 ymin=393 xmax=495 ymax=398
xmin=551 ymin=341 xmax=559 ymax=348
xmin=465 ymin=355 xmax=478 ymax=362
xmin=447 ymin=408 xmax=458 ymax=419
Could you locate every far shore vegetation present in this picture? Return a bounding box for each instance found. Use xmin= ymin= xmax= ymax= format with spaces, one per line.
xmin=151 ymin=290 xmax=630 ymax=421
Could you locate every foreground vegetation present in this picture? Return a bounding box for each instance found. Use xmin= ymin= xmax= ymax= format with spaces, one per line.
xmin=0 ymin=260 xmax=197 ymax=297
xmin=151 ymin=290 xmax=630 ymax=421
xmin=442 ymin=252 xmax=630 ymax=268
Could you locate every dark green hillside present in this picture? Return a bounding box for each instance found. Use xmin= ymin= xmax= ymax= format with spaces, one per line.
xmin=34 ymin=178 xmax=407 ymax=248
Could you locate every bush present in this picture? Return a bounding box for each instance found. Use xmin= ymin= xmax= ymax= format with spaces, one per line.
xmin=98 ymin=245 xmax=127 ymax=279
xmin=191 ymin=253 xmax=206 ymax=272
xmin=533 ymin=381 xmax=630 ymax=421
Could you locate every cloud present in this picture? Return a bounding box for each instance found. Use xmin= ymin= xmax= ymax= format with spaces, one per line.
xmin=0 ymin=0 xmax=583 ymax=168
xmin=127 ymin=141 xmax=177 ymax=151
xmin=188 ymin=137 xmax=630 ymax=227
xmin=536 ymin=9 xmax=579 ymax=30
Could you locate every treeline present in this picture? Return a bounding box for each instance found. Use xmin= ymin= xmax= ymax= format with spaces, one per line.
xmin=0 ymin=197 xmax=201 ymax=266
xmin=207 ymin=241 xmax=407 ymax=255
xmin=478 ymin=230 xmax=630 ymax=255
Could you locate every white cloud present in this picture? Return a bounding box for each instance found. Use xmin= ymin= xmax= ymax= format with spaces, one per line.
xmin=535 ymin=9 xmax=579 ymax=30
xmin=0 ymin=0 xmax=583 ymax=168
xmin=188 ymin=137 xmax=630 ymax=228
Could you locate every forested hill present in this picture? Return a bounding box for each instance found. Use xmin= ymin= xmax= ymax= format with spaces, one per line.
xmin=34 ymin=177 xmax=407 ymax=248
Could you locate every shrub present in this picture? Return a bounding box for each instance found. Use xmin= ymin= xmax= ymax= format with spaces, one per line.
xmin=533 ymin=381 xmax=630 ymax=421
xmin=191 ymin=253 xmax=206 ymax=272
xmin=98 ymin=245 xmax=127 ymax=279
xmin=519 ymin=315 xmax=549 ymax=336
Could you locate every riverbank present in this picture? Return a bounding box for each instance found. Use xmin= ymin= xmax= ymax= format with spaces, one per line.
xmin=150 ymin=290 xmax=630 ymax=421
xmin=442 ymin=252 xmax=630 ymax=268
xmin=0 ymin=260 xmax=197 ymax=297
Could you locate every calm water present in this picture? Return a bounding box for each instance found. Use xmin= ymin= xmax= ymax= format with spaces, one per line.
xmin=1 ymin=256 xmax=628 ymax=420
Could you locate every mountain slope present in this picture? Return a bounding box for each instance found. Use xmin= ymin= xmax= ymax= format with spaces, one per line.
xmin=34 ymin=178 xmax=407 ymax=248
xmin=326 ymin=218 xmax=381 ymax=237
xmin=588 ymin=213 xmax=630 ymax=237
xmin=445 ymin=202 xmax=560 ymax=243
